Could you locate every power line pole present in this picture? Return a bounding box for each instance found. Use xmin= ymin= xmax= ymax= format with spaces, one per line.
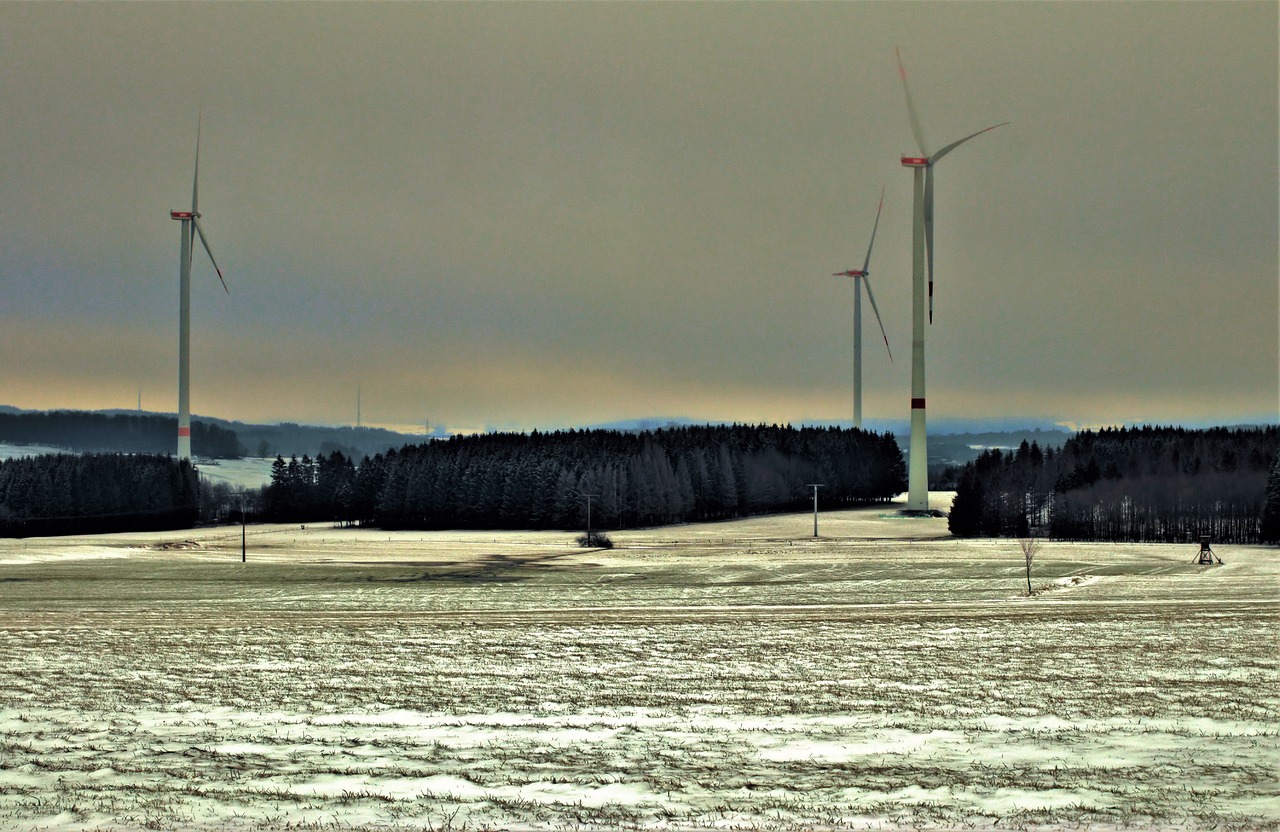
xmin=806 ymin=484 xmax=823 ymax=538
xmin=581 ymin=492 xmax=598 ymax=544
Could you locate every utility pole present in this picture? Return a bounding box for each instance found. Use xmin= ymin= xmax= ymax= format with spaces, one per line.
xmin=581 ymin=492 xmax=598 ymax=544
xmin=806 ymin=484 xmax=823 ymax=537
xmin=240 ymin=494 xmax=247 ymax=563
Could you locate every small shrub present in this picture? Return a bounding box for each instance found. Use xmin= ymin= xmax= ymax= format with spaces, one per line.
xmin=576 ymin=531 xmax=614 ymax=549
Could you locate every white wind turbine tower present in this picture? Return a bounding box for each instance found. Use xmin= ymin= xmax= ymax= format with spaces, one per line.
xmin=896 ymin=48 xmax=1006 ymax=513
xmin=833 ymin=186 xmax=893 ymax=429
xmin=169 ymin=115 xmax=228 ymax=461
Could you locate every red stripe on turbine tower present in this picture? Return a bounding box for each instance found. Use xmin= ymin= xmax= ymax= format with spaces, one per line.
xmin=178 ymin=427 xmax=191 ymax=437
xmin=911 ymin=398 xmax=926 ymax=409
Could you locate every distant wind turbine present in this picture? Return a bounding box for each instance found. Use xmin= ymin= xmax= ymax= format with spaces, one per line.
xmin=169 ymin=115 xmax=228 ymax=461
xmin=833 ymin=186 xmax=893 ymax=430
xmin=896 ymin=47 xmax=1006 ymax=513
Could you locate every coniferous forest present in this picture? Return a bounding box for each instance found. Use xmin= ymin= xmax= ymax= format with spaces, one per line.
xmin=0 ymin=453 xmax=200 ymax=537
xmin=4 ymin=423 xmax=1274 ymax=544
xmin=948 ymin=426 xmax=1277 ymax=544
xmin=262 ymin=425 xmax=907 ymax=529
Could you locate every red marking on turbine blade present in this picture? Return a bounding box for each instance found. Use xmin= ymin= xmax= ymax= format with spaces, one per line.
xmin=911 ymin=398 xmax=926 ymax=409
xmin=178 ymin=427 xmax=191 ymax=437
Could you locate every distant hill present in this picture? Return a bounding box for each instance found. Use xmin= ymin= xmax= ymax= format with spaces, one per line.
xmin=1 ymin=407 xmax=427 ymax=461
xmin=194 ymin=417 xmax=429 ymax=460
xmin=912 ymin=428 xmax=1073 ymax=469
xmin=12 ymin=406 xmax=1255 ymax=472
xmin=0 ymin=410 xmax=244 ymax=458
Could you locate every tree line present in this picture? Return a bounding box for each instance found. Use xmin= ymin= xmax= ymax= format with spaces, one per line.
xmin=0 ymin=411 xmax=244 ymax=459
xmin=948 ymin=426 xmax=1277 ymax=544
xmin=1262 ymin=453 xmax=1280 ymax=544
xmin=260 ymin=424 xmax=907 ymax=529
xmin=0 ymin=453 xmax=200 ymax=537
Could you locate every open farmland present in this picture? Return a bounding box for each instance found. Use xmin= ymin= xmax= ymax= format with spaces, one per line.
xmin=0 ymin=496 xmax=1276 ymax=831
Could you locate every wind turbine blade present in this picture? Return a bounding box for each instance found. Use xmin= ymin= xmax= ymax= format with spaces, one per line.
xmin=895 ymin=47 xmax=930 ymax=157
xmin=922 ymin=122 xmax=1005 ymax=324
xmin=192 ymin=216 xmax=229 ymax=293
xmin=192 ymin=113 xmax=202 ymax=214
xmin=924 ymin=167 xmax=934 ymax=324
xmin=930 ymin=121 xmax=1008 ymax=165
xmin=862 ymin=276 xmax=893 ymax=364
xmin=861 ymin=185 xmax=885 ymax=274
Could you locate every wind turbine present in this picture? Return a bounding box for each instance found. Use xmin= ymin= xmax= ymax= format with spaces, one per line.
xmin=169 ymin=115 xmax=228 ymax=461
xmin=896 ymin=47 xmax=1006 ymax=513
xmin=833 ymin=186 xmax=893 ymax=429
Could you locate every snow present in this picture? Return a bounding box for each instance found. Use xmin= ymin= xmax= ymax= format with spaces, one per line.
xmin=194 ymin=456 xmax=276 ymax=490
xmin=0 ymin=497 xmax=1276 ymax=830
xmin=0 ymin=444 xmax=276 ymax=490
xmin=0 ymin=442 xmax=68 ymax=460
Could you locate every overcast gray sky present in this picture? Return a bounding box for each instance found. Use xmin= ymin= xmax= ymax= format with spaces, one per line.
xmin=2 ymin=1 xmax=1276 ymax=434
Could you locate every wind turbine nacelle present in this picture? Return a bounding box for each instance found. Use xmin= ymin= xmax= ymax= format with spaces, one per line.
xmin=835 ymin=270 xmax=868 ymax=277
xmin=170 ymin=210 xmax=195 ymax=220
xmin=901 ymin=156 xmax=929 ymax=168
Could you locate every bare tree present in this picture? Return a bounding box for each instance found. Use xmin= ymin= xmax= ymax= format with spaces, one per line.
xmin=1019 ymin=536 xmax=1041 ymax=595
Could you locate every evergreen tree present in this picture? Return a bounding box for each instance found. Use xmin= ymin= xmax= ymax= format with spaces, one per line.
xmin=948 ymin=426 xmax=1275 ymax=543
xmin=352 ymin=424 xmax=905 ymax=531
xmin=1261 ymin=452 xmax=1280 ymax=544
xmin=948 ymin=466 xmax=983 ymax=537
xmin=0 ymin=453 xmax=199 ymax=536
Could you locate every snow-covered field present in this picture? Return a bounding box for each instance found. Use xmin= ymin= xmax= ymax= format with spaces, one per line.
xmin=193 ymin=456 xmax=277 ymax=490
xmin=0 ymin=497 xmax=1276 ymax=831
xmin=0 ymin=443 xmax=68 ymax=461
xmin=0 ymin=444 xmax=277 ymax=490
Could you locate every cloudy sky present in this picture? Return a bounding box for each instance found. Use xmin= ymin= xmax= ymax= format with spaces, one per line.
xmin=2 ymin=1 xmax=1275 ymax=434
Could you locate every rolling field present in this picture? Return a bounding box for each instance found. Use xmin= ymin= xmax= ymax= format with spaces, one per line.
xmin=0 ymin=497 xmax=1276 ymax=831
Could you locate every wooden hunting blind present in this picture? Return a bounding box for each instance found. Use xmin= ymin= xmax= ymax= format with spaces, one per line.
xmin=1195 ymin=536 xmax=1223 ymax=565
